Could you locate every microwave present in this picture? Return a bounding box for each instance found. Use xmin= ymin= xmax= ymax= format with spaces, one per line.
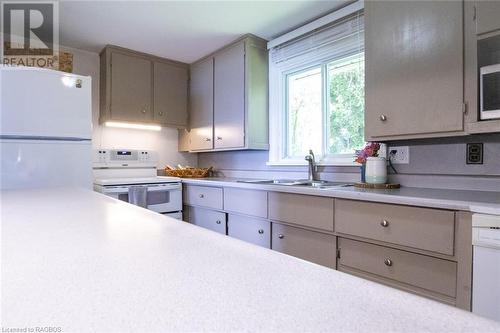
xmin=480 ymin=64 xmax=500 ymax=120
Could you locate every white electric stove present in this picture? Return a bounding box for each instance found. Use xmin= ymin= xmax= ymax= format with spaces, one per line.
xmin=93 ymin=149 xmax=182 ymax=219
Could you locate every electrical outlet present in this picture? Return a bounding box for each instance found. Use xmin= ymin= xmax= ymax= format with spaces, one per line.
xmin=466 ymin=143 xmax=483 ymax=164
xmin=389 ymin=146 xmax=410 ymax=164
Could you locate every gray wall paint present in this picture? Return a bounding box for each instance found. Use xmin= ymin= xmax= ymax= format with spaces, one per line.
xmin=198 ymin=133 xmax=500 ymax=191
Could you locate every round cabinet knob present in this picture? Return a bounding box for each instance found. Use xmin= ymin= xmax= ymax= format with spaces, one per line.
xmin=199 ymin=194 xmax=204 ymax=198
xmin=159 ymin=111 xmax=163 ymax=116
xmin=384 ymin=258 xmax=393 ymax=267
xmin=216 ymin=220 xmax=221 ymax=225
xmin=258 ymin=229 xmax=264 ymax=234
xmin=205 ymin=138 xmax=211 ymax=142
xmin=141 ymin=109 xmax=147 ymax=114
xmin=278 ymin=234 xmax=284 ymax=239
xmin=379 ymin=114 xmax=387 ymax=121
xmin=216 ymin=136 xmax=222 ymax=140
xmin=380 ymin=219 xmax=389 ymax=227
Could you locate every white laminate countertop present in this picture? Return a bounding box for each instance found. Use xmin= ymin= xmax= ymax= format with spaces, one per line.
xmin=2 ymin=188 xmax=499 ymax=332
xmin=181 ymin=178 xmax=500 ymax=214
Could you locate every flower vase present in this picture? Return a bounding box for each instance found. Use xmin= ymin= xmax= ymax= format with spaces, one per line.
xmin=360 ymin=164 xmax=366 ymax=183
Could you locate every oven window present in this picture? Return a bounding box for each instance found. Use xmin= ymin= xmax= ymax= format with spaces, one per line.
xmin=147 ymin=191 xmax=170 ymax=205
xmin=118 ymin=193 xmax=129 ymax=202
xmin=484 ymin=72 xmax=500 ymax=111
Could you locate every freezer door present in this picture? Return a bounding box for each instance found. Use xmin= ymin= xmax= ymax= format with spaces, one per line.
xmin=0 ymin=67 xmax=92 ymax=139
xmin=0 ymin=139 xmax=92 ymax=189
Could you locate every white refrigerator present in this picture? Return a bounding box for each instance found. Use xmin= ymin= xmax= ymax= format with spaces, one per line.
xmin=0 ymin=66 xmax=92 ymax=190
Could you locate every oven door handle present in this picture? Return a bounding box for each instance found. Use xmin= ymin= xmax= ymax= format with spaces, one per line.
xmin=147 ymin=184 xmax=182 ymax=192
xmin=102 ymin=186 xmax=130 ymax=194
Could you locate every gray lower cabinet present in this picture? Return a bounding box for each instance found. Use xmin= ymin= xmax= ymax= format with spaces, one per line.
xmin=227 ymin=214 xmax=271 ymax=248
xmin=365 ymin=0 xmax=464 ymax=139
xmin=475 ymin=1 xmax=500 ymax=35
xmin=335 ymin=199 xmax=455 ymax=255
xmin=224 ymin=188 xmax=268 ymax=219
xmin=268 ymin=192 xmax=334 ymax=232
xmin=183 ymin=184 xmax=223 ymax=210
xmin=272 ymin=223 xmax=336 ymax=269
xmin=188 ymin=206 xmax=226 ymax=235
xmin=337 ymin=238 xmax=457 ymax=301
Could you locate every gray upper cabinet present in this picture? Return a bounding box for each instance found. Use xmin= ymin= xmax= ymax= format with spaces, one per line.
xmin=110 ymin=52 xmax=153 ymax=123
xmin=153 ymin=61 xmax=188 ymax=127
xmin=475 ymin=1 xmax=500 ymax=35
xmin=214 ymin=41 xmax=246 ymax=149
xmin=187 ymin=35 xmax=269 ymax=152
xmin=189 ymin=57 xmax=214 ymax=150
xmin=100 ymin=45 xmax=188 ymax=127
xmin=365 ymin=1 xmax=464 ymax=140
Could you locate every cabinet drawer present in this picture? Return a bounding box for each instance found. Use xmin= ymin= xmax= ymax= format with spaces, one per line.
xmin=188 ymin=206 xmax=226 ymax=235
xmin=335 ymin=200 xmax=455 ymax=255
xmin=338 ymin=238 xmax=457 ymax=297
xmin=269 ymin=192 xmax=334 ymax=231
xmin=227 ymin=214 xmax=270 ymax=248
xmin=224 ymin=188 xmax=267 ymax=218
xmin=184 ymin=185 xmax=223 ymax=210
xmin=272 ymin=223 xmax=336 ymax=269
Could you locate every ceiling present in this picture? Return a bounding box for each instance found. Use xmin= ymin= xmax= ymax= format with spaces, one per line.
xmin=59 ymin=1 xmax=348 ymax=63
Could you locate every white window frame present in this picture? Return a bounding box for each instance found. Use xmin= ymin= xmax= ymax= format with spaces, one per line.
xmin=267 ymin=1 xmax=364 ymax=166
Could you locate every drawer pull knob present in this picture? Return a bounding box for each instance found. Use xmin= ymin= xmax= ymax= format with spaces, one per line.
xmin=216 ymin=220 xmax=221 ymax=225
xmin=380 ymin=220 xmax=389 ymax=227
xmin=141 ymin=109 xmax=147 ymax=114
xmin=380 ymin=114 xmax=387 ymax=121
xmin=384 ymin=258 xmax=393 ymax=267
xmin=258 ymin=229 xmax=264 ymax=234
xmin=199 ymin=194 xmax=204 ymax=198
xmin=278 ymin=234 xmax=284 ymax=239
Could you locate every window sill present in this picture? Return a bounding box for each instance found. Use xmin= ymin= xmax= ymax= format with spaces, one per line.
xmin=266 ymin=160 xmax=360 ymax=167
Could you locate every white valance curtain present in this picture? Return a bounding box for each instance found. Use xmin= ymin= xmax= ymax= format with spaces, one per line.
xmin=269 ymin=11 xmax=364 ymax=69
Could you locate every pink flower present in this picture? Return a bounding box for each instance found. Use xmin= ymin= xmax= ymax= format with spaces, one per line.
xmin=354 ymin=142 xmax=381 ymax=164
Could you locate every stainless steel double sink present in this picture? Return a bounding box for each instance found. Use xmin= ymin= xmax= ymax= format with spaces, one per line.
xmin=236 ymin=179 xmax=354 ymax=189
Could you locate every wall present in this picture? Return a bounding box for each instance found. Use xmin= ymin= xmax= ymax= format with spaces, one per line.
xmin=63 ymin=46 xmax=197 ymax=168
xmin=198 ymin=133 xmax=500 ymax=191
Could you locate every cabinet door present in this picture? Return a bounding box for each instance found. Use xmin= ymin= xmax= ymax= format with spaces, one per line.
xmin=110 ymin=52 xmax=152 ymax=122
xmin=190 ymin=57 xmax=214 ymax=150
xmin=188 ymin=206 xmax=226 ymax=235
xmin=214 ymin=42 xmax=245 ymax=149
xmin=227 ymin=214 xmax=270 ymax=248
xmin=153 ymin=62 xmax=188 ymax=127
xmin=365 ymin=0 xmax=463 ymax=138
xmin=475 ymin=1 xmax=500 ymax=35
xmin=272 ymin=223 xmax=336 ymax=269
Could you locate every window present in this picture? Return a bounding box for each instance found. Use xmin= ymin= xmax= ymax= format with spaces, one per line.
xmin=268 ymin=8 xmax=364 ymax=165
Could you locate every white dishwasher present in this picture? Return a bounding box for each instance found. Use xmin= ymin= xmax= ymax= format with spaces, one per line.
xmin=472 ymin=213 xmax=500 ymax=322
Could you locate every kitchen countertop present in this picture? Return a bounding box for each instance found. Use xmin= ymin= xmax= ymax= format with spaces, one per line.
xmin=181 ymin=177 xmax=500 ymax=214
xmin=2 ymin=188 xmax=499 ymax=332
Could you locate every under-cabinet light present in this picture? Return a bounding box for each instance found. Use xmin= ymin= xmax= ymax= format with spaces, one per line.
xmin=104 ymin=121 xmax=161 ymax=131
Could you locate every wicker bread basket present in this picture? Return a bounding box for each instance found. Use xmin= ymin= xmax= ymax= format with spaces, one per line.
xmin=165 ymin=166 xmax=212 ymax=178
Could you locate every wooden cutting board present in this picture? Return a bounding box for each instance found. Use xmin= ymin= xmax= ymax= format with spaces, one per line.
xmin=354 ymin=182 xmax=401 ymax=189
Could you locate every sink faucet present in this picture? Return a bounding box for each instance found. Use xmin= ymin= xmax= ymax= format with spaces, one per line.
xmin=305 ymin=149 xmax=319 ymax=181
